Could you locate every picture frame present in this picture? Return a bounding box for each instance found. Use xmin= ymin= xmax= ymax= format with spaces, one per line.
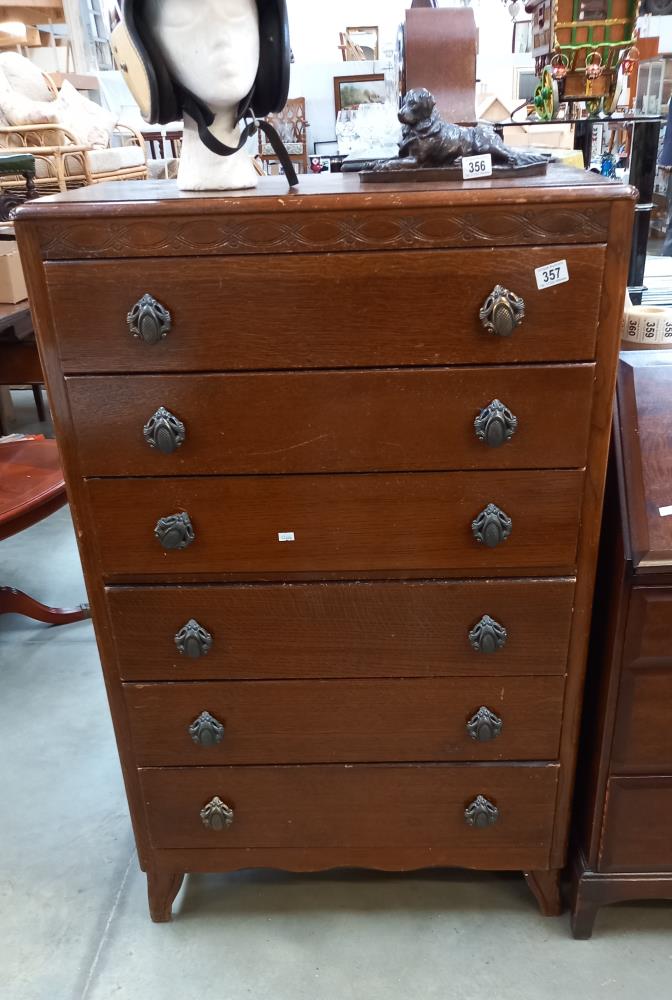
xmin=334 ymin=73 xmax=386 ymax=115
xmin=345 ymin=25 xmax=379 ymax=61
xmin=512 ymin=19 xmax=533 ymax=55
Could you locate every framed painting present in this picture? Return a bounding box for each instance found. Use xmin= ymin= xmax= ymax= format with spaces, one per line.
xmin=334 ymin=73 xmax=386 ymax=114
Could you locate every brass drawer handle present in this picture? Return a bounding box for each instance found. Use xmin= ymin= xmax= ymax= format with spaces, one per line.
xmin=200 ymin=796 xmax=234 ymax=831
xmin=479 ymin=285 xmax=525 ymax=337
xmin=468 ymin=614 xmax=508 ymax=654
xmin=127 ymin=293 xmax=171 ymax=345
xmin=189 ymin=711 xmax=225 ymax=747
xmin=472 ymin=503 xmax=512 ymax=548
xmin=175 ymin=618 xmax=212 ymax=658
xmin=474 ymin=399 xmax=518 ymax=448
xmin=143 ymin=406 xmax=186 ymax=455
xmin=466 ymin=706 xmax=503 ymax=742
xmin=154 ymin=511 xmax=195 ymax=550
xmin=464 ymin=795 xmax=499 ymax=828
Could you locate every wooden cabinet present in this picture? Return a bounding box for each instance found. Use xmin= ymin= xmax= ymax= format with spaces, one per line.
xmin=16 ymin=170 xmax=634 ymax=923
xmin=571 ymin=352 xmax=672 ymax=938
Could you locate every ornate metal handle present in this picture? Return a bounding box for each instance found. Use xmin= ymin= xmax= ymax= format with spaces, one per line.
xmin=466 ymin=706 xmax=503 ymax=742
xmin=143 ymin=406 xmax=185 ymax=455
xmin=472 ymin=503 xmax=512 ymax=548
xmin=189 ymin=710 xmax=225 ymax=747
xmin=468 ymin=614 xmax=508 ymax=654
xmin=175 ymin=619 xmax=213 ymax=658
xmin=200 ymin=796 xmax=234 ymax=831
xmin=127 ymin=293 xmax=172 ymax=345
xmin=154 ymin=511 xmax=195 ymax=550
xmin=464 ymin=795 xmax=499 ymax=828
xmin=479 ymin=285 xmax=525 ymax=337
xmin=474 ymin=399 xmax=518 ymax=448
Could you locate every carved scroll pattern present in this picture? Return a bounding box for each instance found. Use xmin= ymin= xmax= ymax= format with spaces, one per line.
xmin=37 ymin=206 xmax=610 ymax=259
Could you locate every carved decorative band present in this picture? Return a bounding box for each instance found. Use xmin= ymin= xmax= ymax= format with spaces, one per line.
xmin=37 ymin=205 xmax=610 ymax=259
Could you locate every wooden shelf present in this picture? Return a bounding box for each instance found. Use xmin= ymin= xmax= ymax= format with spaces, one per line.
xmin=0 ymin=2 xmax=65 ymax=23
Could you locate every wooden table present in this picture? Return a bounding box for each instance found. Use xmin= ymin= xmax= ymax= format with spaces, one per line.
xmin=0 ymin=299 xmax=44 ymax=433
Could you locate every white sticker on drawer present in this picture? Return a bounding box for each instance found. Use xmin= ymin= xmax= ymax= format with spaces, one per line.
xmin=462 ymin=153 xmax=492 ymax=179
xmin=535 ymin=260 xmax=569 ymax=290
xmin=660 ymin=506 xmax=672 ymax=517
xmin=278 ymin=531 xmax=295 ymax=542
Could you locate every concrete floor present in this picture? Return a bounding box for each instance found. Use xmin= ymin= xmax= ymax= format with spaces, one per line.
xmin=1 ymin=394 xmax=672 ymax=999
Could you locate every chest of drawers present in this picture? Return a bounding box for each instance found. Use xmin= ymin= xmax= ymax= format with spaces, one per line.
xmin=571 ymin=352 xmax=672 ymax=938
xmin=16 ymin=170 xmax=635 ymax=923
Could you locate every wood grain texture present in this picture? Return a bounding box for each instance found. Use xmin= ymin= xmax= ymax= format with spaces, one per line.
xmin=571 ymin=848 xmax=672 ymax=939
xmin=66 ymin=365 xmax=595 ymax=477
xmin=598 ymin=776 xmax=672 ymax=872
xmin=573 ymin=437 xmax=632 ymax=868
xmin=123 ymin=676 xmax=565 ymax=766
xmin=147 ymin=870 xmax=184 ymax=923
xmin=46 ymin=247 xmax=605 ymax=373
xmin=12 ymin=223 xmax=156 ymax=871
xmin=617 ymin=353 xmax=672 ymax=571
xmin=548 ymin=193 xmax=636 ymax=869
xmin=570 ymin=361 xmax=672 ymax=931
xmin=611 ymin=588 xmax=672 ymax=772
xmin=85 ymin=470 xmax=584 ymax=580
xmin=139 ymin=763 xmax=558 ymax=864
xmin=14 ymin=171 xmax=637 ymax=918
xmin=524 ymin=869 xmax=563 ymax=916
xmin=106 ymin=578 xmax=576 ymax=682
xmin=17 ymin=169 xmax=619 ymax=260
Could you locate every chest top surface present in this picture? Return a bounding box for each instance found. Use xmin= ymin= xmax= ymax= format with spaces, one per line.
xmin=617 ymin=351 xmax=672 ymax=573
xmin=14 ymin=167 xmax=635 ymax=262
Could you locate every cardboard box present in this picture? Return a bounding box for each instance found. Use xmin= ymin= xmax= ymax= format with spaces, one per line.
xmin=0 ymin=240 xmax=27 ymax=304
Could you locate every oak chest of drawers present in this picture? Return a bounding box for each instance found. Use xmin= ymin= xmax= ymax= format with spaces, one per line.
xmin=16 ymin=169 xmax=635 ymax=922
xmin=571 ymin=352 xmax=672 ymax=938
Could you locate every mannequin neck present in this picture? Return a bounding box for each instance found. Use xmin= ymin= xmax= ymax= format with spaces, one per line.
xmin=177 ymin=110 xmax=259 ymax=191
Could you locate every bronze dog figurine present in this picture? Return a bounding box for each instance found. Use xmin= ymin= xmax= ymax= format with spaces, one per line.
xmin=391 ymin=88 xmax=544 ymax=170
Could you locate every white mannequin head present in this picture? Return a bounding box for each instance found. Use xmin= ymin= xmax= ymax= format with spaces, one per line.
xmin=146 ymin=0 xmax=261 ymax=190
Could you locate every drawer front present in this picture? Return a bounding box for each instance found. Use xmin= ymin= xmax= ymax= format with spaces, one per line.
xmin=68 ymin=365 xmax=594 ymax=477
xmin=124 ymin=676 xmax=565 ymax=766
xmin=612 ymin=671 xmax=672 ymax=773
xmin=612 ymin=588 xmax=672 ymax=772
xmin=86 ymin=470 xmax=583 ymax=579
xmin=107 ymin=579 xmax=575 ymax=681
xmin=599 ymin=776 xmax=672 ymax=873
xmin=46 ymin=246 xmax=605 ymax=372
xmin=139 ymin=763 xmax=558 ymax=867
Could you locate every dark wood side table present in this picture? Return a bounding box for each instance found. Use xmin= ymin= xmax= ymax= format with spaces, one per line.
xmin=0 ymin=299 xmax=45 ymax=434
xmin=0 ymin=438 xmax=90 ymax=625
xmin=571 ymin=350 xmax=672 ymax=938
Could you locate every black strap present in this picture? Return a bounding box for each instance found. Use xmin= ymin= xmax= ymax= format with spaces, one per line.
xmin=256 ymin=119 xmax=298 ymax=187
xmin=177 ymin=86 xmax=298 ymax=187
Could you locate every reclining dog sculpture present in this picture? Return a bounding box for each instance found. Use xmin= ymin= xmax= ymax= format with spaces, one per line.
xmin=386 ymin=88 xmax=546 ymax=171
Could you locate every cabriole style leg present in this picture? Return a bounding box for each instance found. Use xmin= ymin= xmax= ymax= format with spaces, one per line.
xmin=524 ymin=869 xmax=563 ymax=916
xmin=147 ymin=870 xmax=185 ymax=923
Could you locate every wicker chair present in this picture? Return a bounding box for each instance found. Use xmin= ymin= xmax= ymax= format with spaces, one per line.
xmin=0 ymin=58 xmax=148 ymax=195
xmin=0 ymin=120 xmax=148 ymax=195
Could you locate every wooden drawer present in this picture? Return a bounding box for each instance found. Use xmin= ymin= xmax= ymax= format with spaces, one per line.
xmin=124 ymin=676 xmax=565 ymax=766
xmin=67 ymin=365 xmax=594 ymax=476
xmin=45 ymin=246 xmax=605 ymax=373
xmin=139 ymin=763 xmax=559 ymax=867
xmin=599 ymin=776 xmax=672 ymax=873
xmin=107 ymin=578 xmax=575 ymax=681
xmin=611 ymin=589 xmax=672 ymax=773
xmin=86 ymin=470 xmax=583 ymax=580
